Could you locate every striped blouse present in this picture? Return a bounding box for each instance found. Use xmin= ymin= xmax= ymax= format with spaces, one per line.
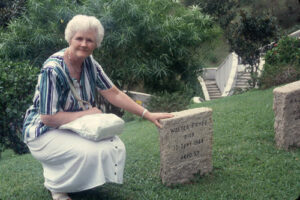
xmin=22 ymin=49 xmax=113 ymax=143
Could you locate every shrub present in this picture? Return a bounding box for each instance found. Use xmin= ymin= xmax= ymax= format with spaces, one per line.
xmin=0 ymin=0 xmax=26 ymax=27
xmin=147 ymin=91 xmax=192 ymax=113
xmin=1 ymin=0 xmax=220 ymax=96
xmin=227 ymin=11 xmax=279 ymax=87
xmin=84 ymin=0 xmax=220 ymax=95
xmin=259 ymin=36 xmax=300 ymax=89
xmin=251 ymin=0 xmax=300 ymax=29
xmin=198 ymin=0 xmax=239 ymax=29
xmin=0 ymin=60 xmax=39 ymax=156
xmin=0 ymin=0 xmax=78 ymax=65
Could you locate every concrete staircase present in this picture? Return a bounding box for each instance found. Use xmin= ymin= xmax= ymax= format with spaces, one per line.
xmin=235 ymin=71 xmax=251 ymax=90
xmin=205 ymin=80 xmax=222 ymax=100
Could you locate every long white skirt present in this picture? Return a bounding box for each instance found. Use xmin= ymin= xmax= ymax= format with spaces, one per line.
xmin=27 ymin=129 xmax=126 ymax=193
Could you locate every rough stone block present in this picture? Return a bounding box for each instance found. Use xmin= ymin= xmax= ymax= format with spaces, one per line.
xmin=158 ymin=107 xmax=213 ymax=186
xmin=273 ymin=80 xmax=300 ymax=150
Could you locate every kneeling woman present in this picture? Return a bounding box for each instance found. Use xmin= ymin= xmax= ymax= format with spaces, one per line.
xmin=23 ymin=15 xmax=173 ymax=200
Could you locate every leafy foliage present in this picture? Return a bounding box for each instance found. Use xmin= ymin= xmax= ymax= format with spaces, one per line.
xmin=0 ymin=60 xmax=40 ymax=155
xmin=1 ymin=0 xmax=219 ymax=96
xmin=80 ymin=0 xmax=220 ymax=94
xmin=251 ymin=0 xmax=300 ymax=29
xmin=227 ymin=11 xmax=279 ymax=87
xmin=191 ymin=0 xmax=239 ymax=29
xmin=147 ymin=91 xmax=192 ymax=112
xmin=259 ymin=36 xmax=300 ymax=89
xmin=0 ymin=0 xmax=26 ymax=27
xmin=0 ymin=0 xmax=78 ymax=65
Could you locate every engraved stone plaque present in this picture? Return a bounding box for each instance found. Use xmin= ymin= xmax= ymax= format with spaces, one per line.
xmin=158 ymin=107 xmax=213 ymax=186
xmin=273 ymin=80 xmax=300 ymax=150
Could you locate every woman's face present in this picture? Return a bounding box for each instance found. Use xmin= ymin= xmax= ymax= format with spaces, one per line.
xmin=69 ymin=30 xmax=97 ymax=60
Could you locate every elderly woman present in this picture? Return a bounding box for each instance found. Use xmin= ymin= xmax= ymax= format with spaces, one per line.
xmin=23 ymin=15 xmax=173 ymax=200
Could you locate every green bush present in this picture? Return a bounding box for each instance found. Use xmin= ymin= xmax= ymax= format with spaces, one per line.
xmin=251 ymin=0 xmax=300 ymax=29
xmin=259 ymin=36 xmax=300 ymax=89
xmin=0 ymin=0 xmax=220 ymax=96
xmin=0 ymin=0 xmax=26 ymax=27
xmin=0 ymin=60 xmax=40 ymax=156
xmin=147 ymin=91 xmax=192 ymax=113
xmin=85 ymin=0 xmax=220 ymax=95
xmin=0 ymin=0 xmax=78 ymax=65
xmin=227 ymin=11 xmax=279 ymax=87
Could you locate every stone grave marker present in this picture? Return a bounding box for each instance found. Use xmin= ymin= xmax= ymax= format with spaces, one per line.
xmin=273 ymin=80 xmax=300 ymax=150
xmin=158 ymin=107 xmax=213 ymax=186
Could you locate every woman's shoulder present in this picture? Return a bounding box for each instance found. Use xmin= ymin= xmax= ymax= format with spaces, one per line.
xmin=42 ymin=49 xmax=65 ymax=70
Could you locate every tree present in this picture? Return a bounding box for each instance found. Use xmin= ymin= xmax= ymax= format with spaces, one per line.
xmin=181 ymin=0 xmax=239 ymax=29
xmin=251 ymin=0 xmax=300 ymax=29
xmin=1 ymin=0 xmax=220 ymax=95
xmin=85 ymin=0 xmax=220 ymax=95
xmin=227 ymin=11 xmax=279 ymax=87
xmin=0 ymin=0 xmax=79 ymax=65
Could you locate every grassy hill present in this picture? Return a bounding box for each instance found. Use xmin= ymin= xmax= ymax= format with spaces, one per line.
xmin=1 ymin=87 xmax=300 ymax=200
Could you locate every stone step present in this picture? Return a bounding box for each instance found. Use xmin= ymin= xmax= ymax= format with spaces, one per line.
xmin=207 ymin=88 xmax=220 ymax=92
xmin=205 ymin=83 xmax=218 ymax=86
xmin=208 ymin=90 xmax=221 ymax=93
xmin=236 ymin=82 xmax=250 ymax=86
xmin=236 ymin=82 xmax=249 ymax=86
xmin=209 ymin=92 xmax=221 ymax=94
xmin=204 ymin=79 xmax=221 ymax=100
xmin=210 ymin=96 xmax=221 ymax=99
xmin=206 ymin=85 xmax=219 ymax=88
xmin=235 ymin=71 xmax=251 ymax=91
xmin=238 ymin=76 xmax=251 ymax=80
xmin=237 ymin=73 xmax=251 ymax=78
xmin=235 ymin=85 xmax=249 ymax=89
xmin=207 ymin=89 xmax=220 ymax=92
xmin=236 ymin=85 xmax=250 ymax=89
xmin=236 ymin=80 xmax=249 ymax=84
xmin=208 ymin=93 xmax=222 ymax=97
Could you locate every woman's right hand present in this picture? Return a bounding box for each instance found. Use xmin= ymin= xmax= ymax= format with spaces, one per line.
xmin=84 ymin=107 xmax=102 ymax=115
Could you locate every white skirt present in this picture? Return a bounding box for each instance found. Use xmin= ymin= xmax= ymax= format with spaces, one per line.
xmin=27 ymin=129 xmax=126 ymax=193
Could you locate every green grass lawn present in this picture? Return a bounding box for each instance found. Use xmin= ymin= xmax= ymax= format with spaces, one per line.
xmin=1 ymin=88 xmax=300 ymax=200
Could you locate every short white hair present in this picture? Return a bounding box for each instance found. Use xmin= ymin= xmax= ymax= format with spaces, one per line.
xmin=65 ymin=15 xmax=104 ymax=47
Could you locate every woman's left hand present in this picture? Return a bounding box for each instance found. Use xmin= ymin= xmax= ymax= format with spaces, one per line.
xmin=143 ymin=112 xmax=174 ymax=128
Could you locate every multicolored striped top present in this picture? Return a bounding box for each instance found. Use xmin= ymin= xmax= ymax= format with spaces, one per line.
xmin=22 ymin=49 xmax=113 ymax=143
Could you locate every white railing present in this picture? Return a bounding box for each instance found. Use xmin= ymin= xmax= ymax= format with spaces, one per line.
xmin=198 ymin=76 xmax=210 ymax=101
xmin=215 ymin=52 xmax=239 ymax=96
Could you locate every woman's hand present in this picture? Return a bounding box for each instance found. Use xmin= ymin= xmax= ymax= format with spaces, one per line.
xmin=99 ymin=86 xmax=174 ymax=128
xmin=143 ymin=111 xmax=174 ymax=128
xmin=85 ymin=107 xmax=102 ymax=115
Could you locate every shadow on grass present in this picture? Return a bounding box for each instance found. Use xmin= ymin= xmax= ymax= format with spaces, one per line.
xmin=70 ymin=189 xmax=115 ymax=200
xmin=69 ymin=185 xmax=129 ymax=200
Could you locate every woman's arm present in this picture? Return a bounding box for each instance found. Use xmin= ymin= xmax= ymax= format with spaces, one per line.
xmin=99 ymin=86 xmax=173 ymax=128
xmin=41 ymin=107 xmax=102 ymax=128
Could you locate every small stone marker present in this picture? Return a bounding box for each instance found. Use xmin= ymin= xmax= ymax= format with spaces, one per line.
xmin=273 ymin=80 xmax=300 ymax=150
xmin=158 ymin=107 xmax=213 ymax=186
